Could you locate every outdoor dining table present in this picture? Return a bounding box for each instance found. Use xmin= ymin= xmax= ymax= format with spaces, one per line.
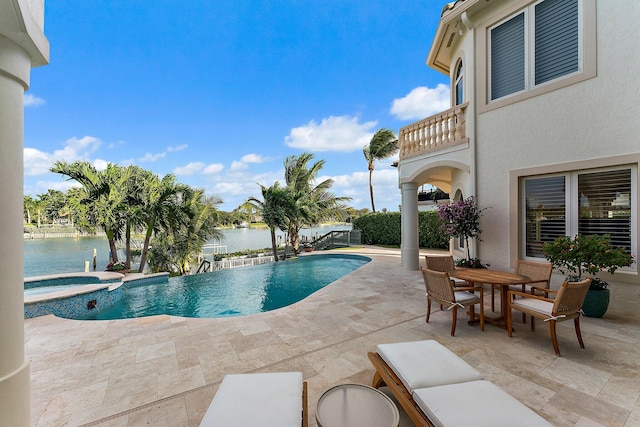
xmin=449 ymin=268 xmax=531 ymax=330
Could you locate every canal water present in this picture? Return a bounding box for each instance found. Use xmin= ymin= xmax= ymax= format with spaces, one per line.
xmin=23 ymin=224 xmax=352 ymax=277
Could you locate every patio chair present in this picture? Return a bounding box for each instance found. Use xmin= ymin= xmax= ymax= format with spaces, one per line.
xmin=507 ymin=278 xmax=591 ymax=356
xmin=420 ymin=267 xmax=484 ymax=336
xmin=424 ymin=255 xmax=466 ymax=286
xmin=498 ymin=259 xmax=553 ymax=322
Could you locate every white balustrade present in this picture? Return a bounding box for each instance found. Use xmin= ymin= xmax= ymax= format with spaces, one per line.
xmin=399 ymin=103 xmax=468 ymax=160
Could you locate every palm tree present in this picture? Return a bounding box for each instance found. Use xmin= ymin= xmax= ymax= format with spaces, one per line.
xmin=363 ymin=128 xmax=398 ymax=213
xmin=248 ymin=182 xmax=294 ymax=260
xmin=145 ymin=187 xmax=222 ymax=275
xmin=283 ymin=153 xmax=351 ymax=254
xmin=51 ymin=161 xmax=130 ymax=264
xmin=135 ymin=172 xmax=189 ymax=273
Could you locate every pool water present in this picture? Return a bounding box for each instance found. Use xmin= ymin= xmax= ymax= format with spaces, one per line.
xmin=24 ymin=284 xmax=85 ymax=296
xmin=80 ymin=254 xmax=370 ymax=320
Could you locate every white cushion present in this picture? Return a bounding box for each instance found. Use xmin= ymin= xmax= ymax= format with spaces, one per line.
xmin=413 ymin=380 xmax=553 ymax=427
xmin=376 ymin=340 xmax=483 ymax=393
xmin=199 ymin=372 xmax=302 ymax=427
xmin=453 ymin=291 xmax=480 ymax=304
xmin=511 ymin=298 xmax=553 ymax=317
xmin=451 ymin=278 xmax=467 ymax=286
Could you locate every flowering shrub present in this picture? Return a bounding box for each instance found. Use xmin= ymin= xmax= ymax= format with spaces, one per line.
xmin=106 ymin=261 xmax=127 ymax=271
xmin=437 ymin=196 xmax=488 ymax=261
xmin=542 ymin=234 xmax=634 ymax=290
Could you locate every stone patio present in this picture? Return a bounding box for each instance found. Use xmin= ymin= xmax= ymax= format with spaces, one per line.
xmin=24 ymin=246 xmax=640 ymax=426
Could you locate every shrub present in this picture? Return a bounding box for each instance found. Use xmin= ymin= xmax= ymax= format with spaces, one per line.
xmin=542 ymin=234 xmax=634 ymax=290
xmin=352 ymin=211 xmax=448 ymax=249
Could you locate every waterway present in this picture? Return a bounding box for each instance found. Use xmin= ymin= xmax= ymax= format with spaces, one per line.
xmin=23 ymin=224 xmax=352 ymax=277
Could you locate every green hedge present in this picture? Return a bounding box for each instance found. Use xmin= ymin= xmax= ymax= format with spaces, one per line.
xmin=353 ymin=211 xmax=449 ymax=249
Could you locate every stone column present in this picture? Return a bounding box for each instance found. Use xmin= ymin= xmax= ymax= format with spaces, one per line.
xmin=0 ymin=2 xmax=49 ymax=425
xmin=401 ymin=182 xmax=419 ymax=270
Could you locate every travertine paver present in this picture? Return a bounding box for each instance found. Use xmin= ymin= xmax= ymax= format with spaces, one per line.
xmin=24 ymin=246 xmax=640 ymax=426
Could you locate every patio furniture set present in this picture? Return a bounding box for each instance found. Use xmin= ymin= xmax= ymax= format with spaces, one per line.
xmin=199 ymin=255 xmax=586 ymax=426
xmin=423 ymin=255 xmax=591 ymax=356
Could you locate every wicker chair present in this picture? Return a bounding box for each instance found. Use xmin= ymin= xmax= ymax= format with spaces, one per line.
xmin=420 ymin=267 xmax=484 ymax=336
xmin=506 ymin=278 xmax=591 ymax=356
xmin=497 ymin=259 xmax=553 ymax=322
xmin=424 ymin=255 xmax=466 ymax=286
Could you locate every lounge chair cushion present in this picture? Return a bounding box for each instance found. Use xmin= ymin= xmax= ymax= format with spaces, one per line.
xmin=199 ymin=372 xmax=303 ymax=427
xmin=376 ymin=340 xmax=483 ymax=392
xmin=412 ymin=380 xmax=553 ymax=427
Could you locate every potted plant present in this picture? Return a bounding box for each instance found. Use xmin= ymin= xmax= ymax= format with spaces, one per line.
xmin=542 ymin=234 xmax=634 ymax=317
xmin=437 ymin=196 xmax=489 ymax=267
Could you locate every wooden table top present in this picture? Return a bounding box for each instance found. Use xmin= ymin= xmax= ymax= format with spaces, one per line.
xmin=450 ymin=268 xmax=531 ymax=285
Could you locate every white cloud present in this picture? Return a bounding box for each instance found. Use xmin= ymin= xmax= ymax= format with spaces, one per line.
xmin=241 ymin=153 xmax=268 ymax=163
xmin=93 ymin=159 xmax=109 ymax=171
xmin=323 ymin=168 xmax=400 ymax=211
xmin=285 ymin=115 xmax=377 ymax=152
xmin=24 ymin=94 xmax=45 ymax=107
xmin=167 ymin=144 xmax=188 ymax=152
xmin=139 ymin=152 xmax=166 ymax=162
xmin=203 ymin=163 xmax=224 ymax=174
xmin=25 ymin=179 xmax=81 ymax=196
xmin=173 ymin=162 xmax=204 ymax=175
xmin=390 ymin=84 xmax=450 ymax=121
xmin=230 ymin=161 xmax=248 ymax=171
xmin=24 ymin=136 xmax=102 ymax=176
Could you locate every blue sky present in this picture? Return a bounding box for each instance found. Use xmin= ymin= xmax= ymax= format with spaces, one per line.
xmin=24 ymin=1 xmax=450 ymax=212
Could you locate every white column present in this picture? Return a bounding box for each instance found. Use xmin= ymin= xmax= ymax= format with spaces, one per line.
xmin=0 ymin=2 xmax=49 ymax=425
xmin=401 ymin=182 xmax=419 ymax=270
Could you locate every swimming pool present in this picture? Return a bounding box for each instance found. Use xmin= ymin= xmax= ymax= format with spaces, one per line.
xmin=79 ymin=254 xmax=370 ymax=320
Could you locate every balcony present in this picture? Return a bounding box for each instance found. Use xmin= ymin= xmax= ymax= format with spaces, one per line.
xmin=398 ymin=102 xmax=469 ymax=160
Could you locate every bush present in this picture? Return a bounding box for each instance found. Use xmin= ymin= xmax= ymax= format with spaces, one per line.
xmin=542 ymin=234 xmax=634 ymax=289
xmin=353 ymin=211 xmax=448 ymax=249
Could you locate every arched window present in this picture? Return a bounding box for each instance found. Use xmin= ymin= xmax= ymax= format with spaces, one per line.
xmin=455 ymin=60 xmax=464 ymax=105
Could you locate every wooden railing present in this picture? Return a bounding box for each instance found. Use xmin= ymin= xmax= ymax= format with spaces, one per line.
xmin=398 ymin=102 xmax=469 ymax=160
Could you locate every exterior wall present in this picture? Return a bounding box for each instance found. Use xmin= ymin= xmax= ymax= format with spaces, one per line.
xmin=469 ymin=1 xmax=640 ymax=278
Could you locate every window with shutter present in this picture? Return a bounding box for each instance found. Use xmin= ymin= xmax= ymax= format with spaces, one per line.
xmin=523 ymin=167 xmax=635 ymax=260
xmin=489 ymin=0 xmax=581 ymax=102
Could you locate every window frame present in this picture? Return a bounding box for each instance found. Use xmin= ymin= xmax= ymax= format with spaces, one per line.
xmin=478 ymin=0 xmax=596 ymax=113
xmin=454 ymin=59 xmax=464 ymax=106
xmin=520 ymin=165 xmax=637 ymax=263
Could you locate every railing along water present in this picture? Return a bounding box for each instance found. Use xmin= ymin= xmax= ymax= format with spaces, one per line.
xmin=398 ymin=102 xmax=469 ymax=160
xmin=210 ymin=256 xmax=275 ymax=271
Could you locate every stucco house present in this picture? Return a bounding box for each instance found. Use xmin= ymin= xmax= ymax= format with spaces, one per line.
xmin=397 ymin=0 xmax=640 ymax=285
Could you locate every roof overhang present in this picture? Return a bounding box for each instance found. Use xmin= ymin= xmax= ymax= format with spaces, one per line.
xmin=0 ymin=0 xmax=49 ymax=67
xmin=426 ymin=0 xmax=481 ymax=75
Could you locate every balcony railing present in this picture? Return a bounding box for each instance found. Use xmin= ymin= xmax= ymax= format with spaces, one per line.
xmin=398 ymin=102 xmax=469 ymax=160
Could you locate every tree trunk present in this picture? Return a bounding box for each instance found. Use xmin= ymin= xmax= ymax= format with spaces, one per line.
xmin=369 ymin=168 xmax=376 ymax=213
xmin=138 ymin=222 xmax=154 ymax=273
xmin=270 ymin=227 xmax=279 ymax=261
xmin=107 ymin=232 xmax=119 ymax=263
xmin=125 ymin=220 xmax=132 ymax=269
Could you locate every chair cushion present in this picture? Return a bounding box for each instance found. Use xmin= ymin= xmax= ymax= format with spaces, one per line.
xmin=511 ymin=298 xmax=553 ymax=317
xmin=451 ymin=278 xmax=467 ymax=286
xmin=376 ymin=340 xmax=483 ymax=393
xmin=453 ymin=291 xmax=480 ymax=304
xmin=412 ymin=380 xmax=553 ymax=427
xmin=199 ymin=372 xmax=302 ymax=427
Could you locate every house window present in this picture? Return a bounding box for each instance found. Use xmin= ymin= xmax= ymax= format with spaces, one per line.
xmin=523 ymin=167 xmax=634 ymax=259
xmin=489 ymin=0 xmax=580 ymax=101
xmin=454 ymin=60 xmax=463 ymax=105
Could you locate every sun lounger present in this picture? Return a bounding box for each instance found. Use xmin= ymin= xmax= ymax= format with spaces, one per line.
xmin=368 ymin=340 xmax=552 ymax=427
xmin=199 ymin=372 xmax=308 ymax=427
